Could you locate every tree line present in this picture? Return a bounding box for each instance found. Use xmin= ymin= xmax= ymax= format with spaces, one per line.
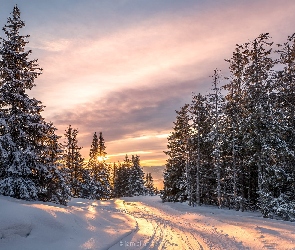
xmin=63 ymin=126 xmax=157 ymax=200
xmin=0 ymin=6 xmax=156 ymax=205
xmin=162 ymin=33 xmax=295 ymax=221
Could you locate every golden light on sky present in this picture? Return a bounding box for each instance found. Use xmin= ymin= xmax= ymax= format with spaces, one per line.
xmin=97 ymin=156 xmax=106 ymax=163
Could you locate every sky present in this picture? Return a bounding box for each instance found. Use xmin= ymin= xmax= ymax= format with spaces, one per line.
xmin=0 ymin=0 xmax=294 ymax=166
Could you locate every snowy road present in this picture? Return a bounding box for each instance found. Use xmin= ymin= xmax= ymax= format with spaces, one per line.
xmin=110 ymin=196 xmax=295 ymax=250
xmin=1 ymin=195 xmax=295 ymax=250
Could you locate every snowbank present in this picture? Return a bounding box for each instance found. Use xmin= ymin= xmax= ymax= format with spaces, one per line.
xmin=0 ymin=195 xmax=136 ymax=250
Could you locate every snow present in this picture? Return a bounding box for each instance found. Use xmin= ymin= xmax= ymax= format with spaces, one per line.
xmin=0 ymin=195 xmax=135 ymax=250
xmin=1 ymin=195 xmax=295 ymax=250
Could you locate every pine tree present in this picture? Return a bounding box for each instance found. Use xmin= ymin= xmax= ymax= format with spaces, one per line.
xmin=113 ymin=157 xmax=130 ymax=197
xmin=207 ymin=69 xmax=225 ymax=208
xmin=38 ymin=124 xmax=70 ymax=204
xmin=223 ymin=44 xmax=249 ymax=211
xmin=98 ymin=132 xmax=106 ymax=159
xmin=0 ymin=6 xmax=68 ymax=204
xmin=161 ymin=32 xmax=295 ymax=220
xmin=122 ymin=154 xmax=132 ymax=197
xmin=268 ymin=34 xmax=295 ymax=220
xmin=87 ymin=132 xmax=111 ymax=200
xmin=63 ymin=125 xmax=85 ymax=198
xmin=241 ymin=33 xmax=291 ymax=217
xmin=145 ymin=173 xmax=156 ymax=195
xmin=162 ymin=104 xmax=191 ymax=202
xmin=108 ymin=162 xmax=117 ymax=196
xmin=190 ymin=93 xmax=211 ymax=206
xmin=112 ymin=155 xmax=145 ymax=197
xmin=112 ymin=162 xmax=120 ymax=198
xmin=129 ymin=155 xmax=145 ymax=196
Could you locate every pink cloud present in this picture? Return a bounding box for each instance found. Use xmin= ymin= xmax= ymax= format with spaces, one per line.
xmin=26 ymin=0 xmax=295 ymax=165
xmin=32 ymin=1 xmax=295 ymax=111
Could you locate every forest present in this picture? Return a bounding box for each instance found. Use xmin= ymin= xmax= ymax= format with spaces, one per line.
xmin=0 ymin=6 xmax=156 ymax=206
xmin=1 ymin=5 xmax=295 ymax=222
xmin=162 ymin=33 xmax=295 ymax=221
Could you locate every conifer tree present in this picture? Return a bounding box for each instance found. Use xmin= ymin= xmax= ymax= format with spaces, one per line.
xmin=241 ymin=34 xmax=278 ymax=215
xmin=162 ymin=32 xmax=295 ymax=220
xmin=38 ymin=124 xmax=70 ymax=204
xmin=269 ymin=34 xmax=295 ymax=220
xmin=145 ymin=173 xmax=156 ymax=195
xmin=108 ymin=162 xmax=117 ymax=195
xmin=207 ymin=69 xmax=225 ymax=208
xmin=129 ymin=155 xmax=145 ymax=196
xmin=0 ymin=6 xmax=69 ymax=204
xmin=63 ymin=125 xmax=85 ymax=198
xmin=223 ymin=44 xmax=248 ymax=211
xmin=87 ymin=132 xmax=111 ymax=199
xmin=113 ymin=156 xmax=130 ymax=197
xmin=190 ymin=93 xmax=211 ymax=206
xmin=122 ymin=154 xmax=133 ymax=197
xmin=162 ymin=104 xmax=191 ymax=202
xmin=98 ymin=132 xmax=106 ymax=159
xmin=113 ymin=161 xmax=123 ymax=198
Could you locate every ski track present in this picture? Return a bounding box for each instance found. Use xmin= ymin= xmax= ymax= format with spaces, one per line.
xmin=109 ymin=196 xmax=295 ymax=250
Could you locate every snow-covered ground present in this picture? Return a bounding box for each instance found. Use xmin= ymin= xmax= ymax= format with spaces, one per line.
xmin=1 ymin=195 xmax=295 ymax=250
xmin=0 ymin=196 xmax=135 ymax=250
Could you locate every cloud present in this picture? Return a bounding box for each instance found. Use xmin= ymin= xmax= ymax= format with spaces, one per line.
xmin=51 ymin=79 xmax=200 ymax=138
xmin=22 ymin=0 xmax=295 ymax=165
xmin=49 ymin=78 xmax=208 ymax=164
xmin=30 ymin=0 xmax=295 ymax=110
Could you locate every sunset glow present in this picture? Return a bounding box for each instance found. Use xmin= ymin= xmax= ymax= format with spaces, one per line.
xmin=97 ymin=156 xmax=106 ymax=163
xmin=1 ymin=0 xmax=294 ymax=166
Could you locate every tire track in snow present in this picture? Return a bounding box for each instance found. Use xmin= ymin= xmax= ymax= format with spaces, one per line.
xmin=133 ymin=199 xmax=251 ymax=249
xmin=145 ymin=199 xmax=294 ymax=249
xmin=109 ymin=199 xmax=244 ymax=249
xmin=107 ymin=197 xmax=295 ymax=249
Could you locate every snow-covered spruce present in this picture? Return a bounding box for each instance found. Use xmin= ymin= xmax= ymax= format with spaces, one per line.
xmin=144 ymin=172 xmax=157 ymax=195
xmin=162 ymin=33 xmax=295 ymax=221
xmin=162 ymin=104 xmax=191 ymax=203
xmin=87 ymin=132 xmax=111 ymax=200
xmin=207 ymin=69 xmax=225 ymax=209
xmin=0 ymin=6 xmax=69 ymax=205
xmin=62 ymin=125 xmax=87 ymax=199
xmin=190 ymin=93 xmax=212 ymax=206
xmin=113 ymin=154 xmax=145 ymax=198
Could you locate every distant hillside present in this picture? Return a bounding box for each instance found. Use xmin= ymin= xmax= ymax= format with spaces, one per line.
xmin=142 ymin=166 xmax=165 ymax=190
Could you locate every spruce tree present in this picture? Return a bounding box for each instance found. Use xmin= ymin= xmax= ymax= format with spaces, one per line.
xmin=223 ymin=44 xmax=248 ymax=211
xmin=207 ymin=69 xmax=225 ymax=208
xmin=190 ymin=93 xmax=211 ymax=206
xmin=109 ymin=162 xmax=117 ymax=191
xmin=113 ymin=161 xmax=123 ymax=197
xmin=241 ymin=34 xmax=277 ymax=215
xmin=122 ymin=154 xmax=132 ymax=197
xmin=269 ymin=34 xmax=295 ymax=220
xmin=113 ymin=156 xmax=130 ymax=197
xmin=162 ymin=104 xmax=191 ymax=202
xmin=145 ymin=173 xmax=156 ymax=195
xmin=63 ymin=125 xmax=85 ymax=198
xmin=129 ymin=155 xmax=145 ymax=196
xmin=0 ymin=6 xmax=69 ymax=204
xmin=38 ymin=124 xmax=70 ymax=204
xmin=87 ymin=132 xmax=111 ymax=200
